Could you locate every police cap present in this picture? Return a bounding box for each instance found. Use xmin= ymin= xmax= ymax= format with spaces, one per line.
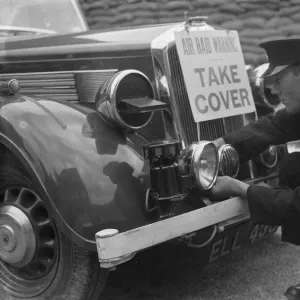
xmin=259 ymin=39 xmax=300 ymax=78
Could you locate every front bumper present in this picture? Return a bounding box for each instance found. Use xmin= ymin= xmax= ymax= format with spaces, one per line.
xmin=96 ymin=195 xmax=249 ymax=268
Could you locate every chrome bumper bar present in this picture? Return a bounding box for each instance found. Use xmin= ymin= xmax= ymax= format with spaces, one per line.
xmin=95 ymin=196 xmax=249 ymax=268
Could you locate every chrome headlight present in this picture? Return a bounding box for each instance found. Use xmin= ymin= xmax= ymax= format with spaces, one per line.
xmin=178 ymin=141 xmax=219 ymax=190
xmin=218 ymin=144 xmax=240 ymax=178
xmin=95 ymin=70 xmax=155 ymax=130
xmin=250 ymin=63 xmax=281 ymax=109
xmin=259 ymin=145 xmax=278 ymax=168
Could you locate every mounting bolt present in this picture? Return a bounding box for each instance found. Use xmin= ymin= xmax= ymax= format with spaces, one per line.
xmin=217 ymin=225 xmax=225 ymax=233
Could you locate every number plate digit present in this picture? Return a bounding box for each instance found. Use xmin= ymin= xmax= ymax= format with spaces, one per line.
xmin=258 ymin=225 xmax=268 ymax=238
xmin=249 ymin=224 xmax=259 ymax=243
xmin=267 ymin=225 xmax=278 ymax=234
xmin=249 ymin=224 xmax=278 ymax=243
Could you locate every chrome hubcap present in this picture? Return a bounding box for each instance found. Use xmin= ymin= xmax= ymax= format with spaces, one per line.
xmin=1 ymin=225 xmax=16 ymax=251
xmin=0 ymin=187 xmax=57 ymax=280
xmin=0 ymin=205 xmax=36 ymax=266
xmin=0 ymin=184 xmax=58 ymax=298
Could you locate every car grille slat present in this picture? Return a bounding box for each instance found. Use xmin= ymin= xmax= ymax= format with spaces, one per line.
xmin=75 ymin=71 xmax=116 ymax=103
xmin=0 ymin=70 xmax=116 ymax=103
xmin=20 ymin=80 xmax=76 ymax=88
xmin=20 ymin=88 xmax=77 ymax=94
xmin=0 ymin=73 xmax=75 ymax=80
xmin=168 ymin=45 xmax=242 ymax=144
xmin=169 ymin=46 xmax=198 ymax=144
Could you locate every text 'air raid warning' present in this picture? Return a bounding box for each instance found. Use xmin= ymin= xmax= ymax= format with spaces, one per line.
xmin=175 ymin=29 xmax=256 ymax=122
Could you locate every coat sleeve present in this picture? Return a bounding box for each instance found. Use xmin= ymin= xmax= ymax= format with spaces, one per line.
xmin=246 ymin=184 xmax=300 ymax=227
xmin=223 ymin=109 xmax=300 ymax=163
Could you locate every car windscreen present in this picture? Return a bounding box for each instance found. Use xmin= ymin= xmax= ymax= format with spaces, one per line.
xmin=0 ymin=0 xmax=87 ymax=34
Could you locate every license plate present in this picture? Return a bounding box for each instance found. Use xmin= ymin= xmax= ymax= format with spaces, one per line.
xmin=207 ymin=221 xmax=278 ymax=263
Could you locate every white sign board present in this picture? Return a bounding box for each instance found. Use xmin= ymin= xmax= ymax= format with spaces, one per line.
xmin=174 ymin=29 xmax=256 ymax=122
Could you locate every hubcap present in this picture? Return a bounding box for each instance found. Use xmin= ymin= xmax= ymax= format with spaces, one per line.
xmin=0 ymin=225 xmax=15 ymax=251
xmin=0 ymin=185 xmax=58 ymax=297
xmin=0 ymin=205 xmax=36 ymax=266
xmin=0 ymin=186 xmax=57 ymax=282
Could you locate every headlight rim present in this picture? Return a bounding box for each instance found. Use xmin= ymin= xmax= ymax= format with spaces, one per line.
xmin=178 ymin=141 xmax=219 ymax=191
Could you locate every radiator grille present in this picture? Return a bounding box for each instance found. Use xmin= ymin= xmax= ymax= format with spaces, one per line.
xmin=168 ymin=46 xmax=244 ymax=144
xmin=75 ymin=71 xmax=116 ymax=103
xmin=0 ymin=71 xmax=116 ymax=103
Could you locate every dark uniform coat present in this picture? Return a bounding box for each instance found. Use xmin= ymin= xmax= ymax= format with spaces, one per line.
xmin=223 ymin=108 xmax=300 ymax=245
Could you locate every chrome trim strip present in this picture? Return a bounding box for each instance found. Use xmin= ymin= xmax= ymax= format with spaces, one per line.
xmin=0 ymin=70 xmax=118 ymax=76
xmin=0 ymin=44 xmax=150 ymax=57
xmin=218 ymin=213 xmax=251 ymax=229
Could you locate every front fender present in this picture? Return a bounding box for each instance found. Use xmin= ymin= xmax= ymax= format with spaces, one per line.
xmin=0 ymin=94 xmax=150 ymax=250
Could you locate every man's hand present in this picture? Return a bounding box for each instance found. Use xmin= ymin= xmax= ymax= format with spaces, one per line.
xmin=211 ymin=176 xmax=249 ymax=201
xmin=213 ymin=137 xmax=226 ymax=149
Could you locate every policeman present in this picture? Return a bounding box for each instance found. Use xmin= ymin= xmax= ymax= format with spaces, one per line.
xmin=212 ymin=38 xmax=300 ymax=300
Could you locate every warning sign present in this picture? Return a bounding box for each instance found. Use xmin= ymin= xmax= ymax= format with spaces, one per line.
xmin=174 ymin=29 xmax=256 ymax=122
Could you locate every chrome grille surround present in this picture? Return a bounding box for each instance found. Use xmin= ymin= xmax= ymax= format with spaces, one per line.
xmin=0 ymin=70 xmax=117 ymax=103
xmin=151 ymin=23 xmax=257 ymax=147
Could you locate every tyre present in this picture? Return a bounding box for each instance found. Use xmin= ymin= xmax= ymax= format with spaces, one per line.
xmin=0 ymin=153 xmax=108 ymax=300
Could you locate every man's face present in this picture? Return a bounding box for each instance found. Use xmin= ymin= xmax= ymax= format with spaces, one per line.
xmin=271 ymin=66 xmax=300 ymax=114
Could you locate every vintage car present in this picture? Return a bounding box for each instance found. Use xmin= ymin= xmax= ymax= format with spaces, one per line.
xmin=0 ymin=2 xmax=284 ymax=300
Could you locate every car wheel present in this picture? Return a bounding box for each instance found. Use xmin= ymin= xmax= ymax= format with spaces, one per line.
xmin=0 ymin=153 xmax=108 ymax=300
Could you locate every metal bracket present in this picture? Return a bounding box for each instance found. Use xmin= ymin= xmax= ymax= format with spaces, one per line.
xmin=99 ymin=252 xmax=137 ymax=269
xmin=96 ymin=229 xmax=137 ymax=269
xmin=287 ymin=140 xmax=300 ymax=153
xmin=184 ymin=16 xmax=208 ymax=32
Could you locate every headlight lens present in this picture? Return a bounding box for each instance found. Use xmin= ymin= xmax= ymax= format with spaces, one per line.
xmin=178 ymin=141 xmax=219 ymax=190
